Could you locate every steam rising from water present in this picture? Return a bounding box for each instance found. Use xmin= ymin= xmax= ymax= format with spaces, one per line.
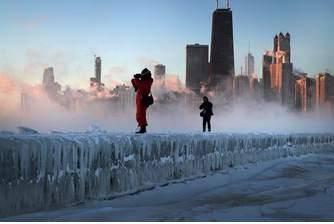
xmin=0 ymin=72 xmax=333 ymax=134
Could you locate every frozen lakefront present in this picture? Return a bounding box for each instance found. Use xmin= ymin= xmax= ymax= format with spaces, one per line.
xmin=1 ymin=132 xmax=334 ymax=218
xmin=3 ymin=152 xmax=334 ymax=221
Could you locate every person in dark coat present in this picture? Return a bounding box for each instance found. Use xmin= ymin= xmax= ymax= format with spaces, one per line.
xmin=199 ymin=96 xmax=213 ymax=132
xmin=131 ymin=68 xmax=153 ymax=134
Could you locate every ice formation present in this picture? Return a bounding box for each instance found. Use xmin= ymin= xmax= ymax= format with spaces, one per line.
xmin=0 ymin=132 xmax=334 ymax=217
xmin=17 ymin=126 xmax=39 ymax=135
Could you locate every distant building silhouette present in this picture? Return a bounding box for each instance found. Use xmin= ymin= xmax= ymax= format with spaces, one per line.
xmin=209 ymin=4 xmax=235 ymax=95
xmin=186 ymin=44 xmax=209 ymax=94
xmin=95 ymin=56 xmax=101 ymax=83
xmin=20 ymin=92 xmax=30 ymax=112
xmin=42 ymin=67 xmax=61 ymax=98
xmin=249 ymin=75 xmax=261 ymax=101
xmin=233 ymin=65 xmax=260 ymax=101
xmin=234 ymin=75 xmax=250 ymax=98
xmin=245 ymin=52 xmax=255 ymax=77
xmin=112 ymin=84 xmax=135 ymax=112
xmin=154 ymin=64 xmax=166 ymax=86
xmin=90 ymin=56 xmax=104 ymax=90
xmin=262 ymin=51 xmax=274 ymax=101
xmin=43 ymin=67 xmax=55 ymax=85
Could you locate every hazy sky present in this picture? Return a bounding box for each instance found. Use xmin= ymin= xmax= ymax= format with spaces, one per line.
xmin=1 ymin=0 xmax=334 ymax=89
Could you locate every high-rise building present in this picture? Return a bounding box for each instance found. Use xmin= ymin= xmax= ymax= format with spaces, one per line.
xmin=274 ymin=33 xmax=291 ymax=63
xmin=234 ymin=66 xmax=260 ymax=100
xmin=262 ymin=51 xmax=274 ymax=101
xmin=234 ymin=75 xmax=250 ymax=98
xmin=112 ymin=84 xmax=135 ymax=112
xmin=209 ymin=2 xmax=235 ymax=91
xmin=315 ymin=73 xmax=334 ymax=108
xmin=249 ymin=76 xmax=261 ymax=100
xmin=262 ymin=33 xmax=294 ymax=107
xmin=245 ymin=52 xmax=255 ymax=77
xmin=42 ymin=67 xmax=61 ymax=98
xmin=95 ymin=56 xmax=102 ymax=84
xmin=154 ymin=64 xmax=166 ymax=83
xmin=186 ymin=44 xmax=209 ymax=94
xmin=270 ymin=60 xmax=294 ymax=106
xmin=295 ymin=74 xmax=316 ymax=112
xmin=43 ymin=67 xmax=55 ymax=86
xmin=90 ymin=56 xmax=104 ymax=90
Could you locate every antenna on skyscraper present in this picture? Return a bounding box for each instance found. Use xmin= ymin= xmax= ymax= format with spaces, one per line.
xmin=226 ymin=0 xmax=230 ymax=9
xmin=216 ymin=0 xmax=219 ymax=9
xmin=248 ymin=41 xmax=251 ymax=54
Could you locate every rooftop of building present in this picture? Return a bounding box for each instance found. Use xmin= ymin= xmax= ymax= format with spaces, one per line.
xmin=186 ymin=43 xmax=209 ymax=48
xmin=214 ymin=8 xmax=231 ymax=12
xmin=155 ymin=64 xmax=166 ymax=67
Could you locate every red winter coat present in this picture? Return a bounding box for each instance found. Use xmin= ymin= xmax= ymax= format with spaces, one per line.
xmin=131 ymin=77 xmax=153 ymax=127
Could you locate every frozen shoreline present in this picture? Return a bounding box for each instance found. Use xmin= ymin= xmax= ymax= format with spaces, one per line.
xmin=3 ymin=152 xmax=334 ymax=221
xmin=1 ymin=132 xmax=334 ymax=217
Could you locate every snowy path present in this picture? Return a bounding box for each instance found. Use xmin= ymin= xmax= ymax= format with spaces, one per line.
xmin=3 ymin=152 xmax=334 ymax=221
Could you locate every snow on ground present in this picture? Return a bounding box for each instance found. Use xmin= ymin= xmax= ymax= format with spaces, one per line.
xmin=3 ymin=152 xmax=334 ymax=221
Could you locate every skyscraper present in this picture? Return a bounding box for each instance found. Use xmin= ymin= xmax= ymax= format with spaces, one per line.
xmin=245 ymin=52 xmax=255 ymax=77
xmin=270 ymin=59 xmax=294 ymax=106
xmin=42 ymin=67 xmax=61 ymax=99
xmin=295 ymin=74 xmax=316 ymax=112
xmin=315 ymin=73 xmax=334 ymax=107
xmin=112 ymin=84 xmax=135 ymax=112
xmin=274 ymin=33 xmax=291 ymax=63
xmin=209 ymin=1 xmax=235 ymax=91
xmin=90 ymin=56 xmax=104 ymax=90
xmin=95 ymin=56 xmax=102 ymax=84
xmin=43 ymin=67 xmax=55 ymax=86
xmin=186 ymin=44 xmax=209 ymax=94
xmin=262 ymin=33 xmax=294 ymax=107
xmin=234 ymin=75 xmax=250 ymax=98
xmin=154 ymin=64 xmax=166 ymax=82
xmin=262 ymin=51 xmax=273 ymax=101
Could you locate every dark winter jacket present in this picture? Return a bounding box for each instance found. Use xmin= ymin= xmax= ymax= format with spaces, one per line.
xmin=199 ymin=101 xmax=213 ymax=117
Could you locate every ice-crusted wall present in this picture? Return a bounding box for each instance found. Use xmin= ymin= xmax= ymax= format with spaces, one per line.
xmin=1 ymin=132 xmax=334 ymax=217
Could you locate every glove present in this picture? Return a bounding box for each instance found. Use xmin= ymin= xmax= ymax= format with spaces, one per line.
xmin=134 ymin=73 xmax=141 ymax=79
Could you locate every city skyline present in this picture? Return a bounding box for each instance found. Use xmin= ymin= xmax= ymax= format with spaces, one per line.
xmin=1 ymin=0 xmax=334 ymax=89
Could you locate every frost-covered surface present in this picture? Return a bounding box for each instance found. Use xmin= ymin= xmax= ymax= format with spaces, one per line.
xmin=5 ymin=153 xmax=334 ymax=221
xmin=0 ymin=132 xmax=334 ymax=217
xmin=17 ymin=126 xmax=39 ymax=134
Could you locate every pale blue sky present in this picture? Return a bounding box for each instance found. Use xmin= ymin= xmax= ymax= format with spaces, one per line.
xmin=1 ymin=0 xmax=333 ymax=88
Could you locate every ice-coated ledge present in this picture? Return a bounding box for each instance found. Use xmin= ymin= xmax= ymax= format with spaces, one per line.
xmin=1 ymin=132 xmax=334 ymax=217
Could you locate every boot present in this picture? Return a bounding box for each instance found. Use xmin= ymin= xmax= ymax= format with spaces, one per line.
xmin=136 ymin=126 xmax=146 ymax=134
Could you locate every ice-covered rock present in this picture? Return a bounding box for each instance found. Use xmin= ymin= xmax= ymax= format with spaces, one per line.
xmin=88 ymin=124 xmax=106 ymax=133
xmin=50 ymin=131 xmax=64 ymax=134
xmin=17 ymin=126 xmax=39 ymax=134
xmin=0 ymin=132 xmax=334 ymax=217
xmin=0 ymin=131 xmax=15 ymax=135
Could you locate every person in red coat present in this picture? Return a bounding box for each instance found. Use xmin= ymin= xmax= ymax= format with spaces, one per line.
xmin=131 ymin=68 xmax=153 ymax=133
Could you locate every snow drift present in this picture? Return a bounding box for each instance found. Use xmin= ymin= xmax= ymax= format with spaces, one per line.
xmin=1 ymin=132 xmax=334 ymax=217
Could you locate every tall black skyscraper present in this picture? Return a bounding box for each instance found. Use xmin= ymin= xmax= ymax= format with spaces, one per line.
xmin=209 ymin=1 xmax=235 ymax=92
xmin=186 ymin=44 xmax=209 ymax=94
